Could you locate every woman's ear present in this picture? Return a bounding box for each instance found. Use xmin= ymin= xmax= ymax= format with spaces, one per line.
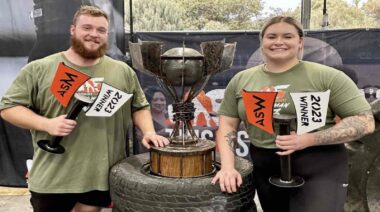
xmin=297 ymin=37 xmax=305 ymax=60
xmin=299 ymin=37 xmax=304 ymax=48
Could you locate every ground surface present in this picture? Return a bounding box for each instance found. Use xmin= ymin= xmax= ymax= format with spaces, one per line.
xmin=0 ymin=186 xmax=261 ymax=212
xmin=0 ymin=186 xmax=112 ymax=212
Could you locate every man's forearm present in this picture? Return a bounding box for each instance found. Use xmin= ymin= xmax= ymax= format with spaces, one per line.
xmin=1 ymin=106 xmax=48 ymax=131
xmin=313 ymin=111 xmax=375 ymax=145
xmin=132 ymin=108 xmax=156 ymax=135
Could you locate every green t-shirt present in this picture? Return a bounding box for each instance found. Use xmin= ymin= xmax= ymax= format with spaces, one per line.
xmin=218 ymin=61 xmax=371 ymax=148
xmin=0 ymin=53 xmax=149 ymax=193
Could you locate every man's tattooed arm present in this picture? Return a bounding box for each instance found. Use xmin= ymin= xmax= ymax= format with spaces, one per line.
xmin=314 ymin=111 xmax=375 ymax=145
xmin=224 ymin=130 xmax=237 ymax=152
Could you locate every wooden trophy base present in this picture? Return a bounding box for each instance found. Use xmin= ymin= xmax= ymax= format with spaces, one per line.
xmin=150 ymin=139 xmax=215 ymax=177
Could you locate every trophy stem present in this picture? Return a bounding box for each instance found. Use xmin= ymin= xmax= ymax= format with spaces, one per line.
xmin=187 ymin=75 xmax=211 ymax=101
xmin=269 ymin=114 xmax=305 ymax=188
xmin=280 ymin=155 xmax=292 ymax=181
xmin=157 ymin=78 xmax=179 ymax=102
xmin=169 ymin=101 xmax=198 ymax=145
xmin=185 ymin=120 xmax=197 ymax=139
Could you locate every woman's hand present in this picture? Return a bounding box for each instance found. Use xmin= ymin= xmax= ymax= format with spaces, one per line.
xmin=275 ymin=132 xmax=313 ymax=155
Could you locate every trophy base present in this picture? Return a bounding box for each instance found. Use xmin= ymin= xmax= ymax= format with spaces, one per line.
xmin=269 ymin=176 xmax=305 ymax=188
xmin=37 ymin=140 xmax=65 ymax=154
xmin=170 ymin=136 xmax=198 ymax=145
xmin=150 ymin=139 xmax=215 ymax=177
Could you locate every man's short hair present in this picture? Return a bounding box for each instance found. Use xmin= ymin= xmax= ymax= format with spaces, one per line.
xmin=72 ymin=5 xmax=109 ymax=25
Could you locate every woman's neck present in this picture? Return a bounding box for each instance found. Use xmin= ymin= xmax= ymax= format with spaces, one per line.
xmin=265 ymin=58 xmax=300 ymax=73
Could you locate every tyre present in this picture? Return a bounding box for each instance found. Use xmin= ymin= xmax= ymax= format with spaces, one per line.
xmin=110 ymin=153 xmax=256 ymax=212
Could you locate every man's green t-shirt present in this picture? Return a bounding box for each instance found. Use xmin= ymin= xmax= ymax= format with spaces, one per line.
xmin=218 ymin=61 xmax=371 ymax=148
xmin=0 ymin=53 xmax=149 ymax=193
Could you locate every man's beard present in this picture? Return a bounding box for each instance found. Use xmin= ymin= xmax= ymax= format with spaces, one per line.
xmin=70 ymin=35 xmax=108 ymax=59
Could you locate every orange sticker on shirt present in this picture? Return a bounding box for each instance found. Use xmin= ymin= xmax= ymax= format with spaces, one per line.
xmin=241 ymin=90 xmax=277 ymax=134
xmin=50 ymin=62 xmax=90 ymax=107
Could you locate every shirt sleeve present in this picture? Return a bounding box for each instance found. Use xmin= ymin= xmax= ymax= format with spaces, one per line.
xmin=328 ymin=71 xmax=371 ymax=118
xmin=217 ymin=75 xmax=240 ymax=118
xmin=0 ymin=65 xmax=37 ymax=111
xmin=130 ymin=71 xmax=150 ymax=112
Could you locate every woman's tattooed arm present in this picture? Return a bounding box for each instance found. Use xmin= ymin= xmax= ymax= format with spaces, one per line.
xmin=225 ymin=130 xmax=237 ymax=152
xmin=314 ymin=111 xmax=375 ymax=145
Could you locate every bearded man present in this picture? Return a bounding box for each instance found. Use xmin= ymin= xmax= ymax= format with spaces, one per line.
xmin=0 ymin=5 xmax=168 ymax=212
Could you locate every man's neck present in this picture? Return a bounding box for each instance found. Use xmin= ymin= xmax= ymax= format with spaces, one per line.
xmin=63 ymin=48 xmax=101 ymax=67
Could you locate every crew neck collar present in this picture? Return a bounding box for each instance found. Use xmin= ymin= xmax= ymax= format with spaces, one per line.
xmin=262 ymin=61 xmax=302 ymax=74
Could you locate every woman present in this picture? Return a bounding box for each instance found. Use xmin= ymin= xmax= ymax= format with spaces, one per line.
xmin=211 ymin=16 xmax=375 ymax=212
xmin=135 ymin=86 xmax=172 ymax=153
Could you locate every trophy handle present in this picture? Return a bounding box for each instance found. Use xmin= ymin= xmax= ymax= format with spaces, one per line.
xmin=187 ymin=75 xmax=211 ymax=101
xmin=156 ymin=77 xmax=179 ymax=102
xmin=37 ymin=94 xmax=92 ymax=154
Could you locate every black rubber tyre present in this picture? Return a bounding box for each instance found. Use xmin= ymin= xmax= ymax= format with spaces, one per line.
xmin=110 ymin=153 xmax=256 ymax=212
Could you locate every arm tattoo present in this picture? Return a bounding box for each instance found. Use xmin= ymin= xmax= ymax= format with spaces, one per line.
xmin=225 ymin=131 xmax=237 ymax=152
xmin=314 ymin=111 xmax=374 ymax=145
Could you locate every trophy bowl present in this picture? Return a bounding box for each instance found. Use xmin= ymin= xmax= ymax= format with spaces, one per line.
xmin=161 ymin=47 xmax=204 ymax=86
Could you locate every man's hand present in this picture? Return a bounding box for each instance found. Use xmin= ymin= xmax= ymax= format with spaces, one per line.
xmin=211 ymin=168 xmax=242 ymax=193
xmin=0 ymin=106 xmax=77 ymax=136
xmin=45 ymin=114 xmax=77 ymax=136
xmin=133 ymin=109 xmax=170 ymax=148
xmin=141 ymin=133 xmax=170 ymax=149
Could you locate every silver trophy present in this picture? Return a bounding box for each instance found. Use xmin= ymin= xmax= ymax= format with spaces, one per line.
xmin=129 ymin=41 xmax=236 ymax=177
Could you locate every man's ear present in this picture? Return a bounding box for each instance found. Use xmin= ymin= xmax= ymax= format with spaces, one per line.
xmin=70 ymin=25 xmax=75 ymax=36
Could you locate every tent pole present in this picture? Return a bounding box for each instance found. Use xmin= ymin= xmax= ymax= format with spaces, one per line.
xmin=129 ymin=0 xmax=135 ymax=42
xmin=301 ymin=0 xmax=311 ymax=29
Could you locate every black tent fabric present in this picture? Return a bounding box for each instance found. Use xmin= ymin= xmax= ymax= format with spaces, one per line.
xmin=0 ymin=118 xmax=33 ymax=187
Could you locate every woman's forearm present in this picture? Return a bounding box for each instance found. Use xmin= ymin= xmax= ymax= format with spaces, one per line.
xmin=216 ymin=116 xmax=241 ymax=169
xmin=313 ymin=110 xmax=375 ymax=145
